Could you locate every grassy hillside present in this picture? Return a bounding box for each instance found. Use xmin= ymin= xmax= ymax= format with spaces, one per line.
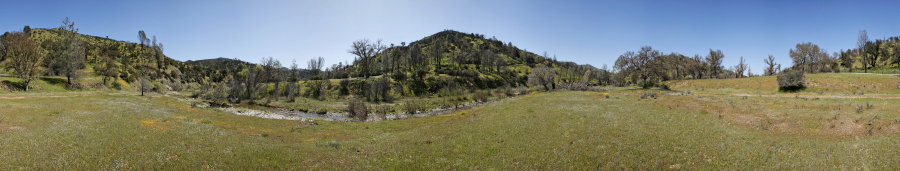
xmin=23 ymin=28 xmax=216 ymax=84
xmin=346 ymin=30 xmax=604 ymax=91
xmin=2 ymin=87 xmax=899 ymax=169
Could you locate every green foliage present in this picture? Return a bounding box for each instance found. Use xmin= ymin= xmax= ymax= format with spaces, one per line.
xmin=0 ymin=29 xmax=44 ymax=91
xmin=840 ymin=36 xmax=900 ymax=72
xmin=334 ymin=30 xmax=604 ymax=96
xmin=777 ymin=69 xmax=805 ymax=92
xmin=304 ymin=80 xmax=330 ymax=100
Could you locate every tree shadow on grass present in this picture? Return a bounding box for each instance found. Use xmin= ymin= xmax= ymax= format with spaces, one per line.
xmin=40 ymin=77 xmax=67 ymax=85
xmin=1 ymin=80 xmax=25 ymax=91
xmin=778 ymin=86 xmax=806 ymax=92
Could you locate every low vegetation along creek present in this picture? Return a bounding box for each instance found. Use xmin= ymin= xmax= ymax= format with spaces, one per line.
xmin=1 ymin=17 xmax=900 ymax=169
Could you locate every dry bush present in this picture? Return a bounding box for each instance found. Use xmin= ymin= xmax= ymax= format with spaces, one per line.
xmin=473 ymin=91 xmax=491 ymax=102
xmin=347 ymin=98 xmax=368 ymax=120
xmin=402 ymin=101 xmax=426 ymax=114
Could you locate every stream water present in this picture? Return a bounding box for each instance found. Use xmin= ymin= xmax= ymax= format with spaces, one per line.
xmin=214 ymin=99 xmax=501 ymax=122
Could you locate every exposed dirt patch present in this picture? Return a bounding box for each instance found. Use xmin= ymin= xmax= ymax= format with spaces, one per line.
xmin=725 ymin=113 xmax=763 ymax=126
xmin=770 ymin=121 xmax=804 ymax=134
xmin=0 ymin=121 xmax=25 ymax=133
xmin=823 ymin=118 xmax=866 ymax=136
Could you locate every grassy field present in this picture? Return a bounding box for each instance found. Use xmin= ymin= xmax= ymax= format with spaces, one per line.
xmin=1 ymin=73 xmax=899 ymax=169
xmin=666 ymin=73 xmax=900 ymax=94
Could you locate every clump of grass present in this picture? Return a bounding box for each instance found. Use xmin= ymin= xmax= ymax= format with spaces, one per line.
xmin=326 ymin=141 xmax=341 ymax=149
xmin=640 ymin=92 xmax=657 ymax=99
xmin=290 ymin=126 xmax=303 ymax=133
xmin=856 ymin=102 xmax=875 ymax=113
xmin=402 ymin=101 xmax=426 ymax=114
xmin=473 ymin=91 xmax=491 ymax=102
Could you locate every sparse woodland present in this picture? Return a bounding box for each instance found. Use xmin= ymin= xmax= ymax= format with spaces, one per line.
xmin=1 ymin=19 xmax=899 ymax=118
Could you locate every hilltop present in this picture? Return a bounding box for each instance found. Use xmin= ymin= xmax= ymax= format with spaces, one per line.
xmin=337 ymin=30 xmax=606 ymax=94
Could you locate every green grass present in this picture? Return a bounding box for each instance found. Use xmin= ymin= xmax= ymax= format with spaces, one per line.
xmin=845 ymin=66 xmax=900 ymax=74
xmin=2 ymin=88 xmax=899 ymax=169
xmin=667 ymin=73 xmax=900 ymax=94
xmin=0 ymin=73 xmax=114 ymax=93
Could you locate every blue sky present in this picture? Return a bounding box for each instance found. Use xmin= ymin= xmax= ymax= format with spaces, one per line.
xmin=2 ymin=0 xmax=898 ymax=73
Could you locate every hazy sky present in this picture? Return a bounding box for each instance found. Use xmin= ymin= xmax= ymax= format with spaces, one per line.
xmin=2 ymin=0 xmax=898 ymax=73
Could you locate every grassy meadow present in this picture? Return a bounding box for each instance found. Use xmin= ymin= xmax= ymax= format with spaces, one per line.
xmin=1 ymin=73 xmax=899 ymax=169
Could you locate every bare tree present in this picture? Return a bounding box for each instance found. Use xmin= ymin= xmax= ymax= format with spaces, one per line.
xmin=734 ymin=56 xmax=747 ymax=78
xmin=858 ymin=30 xmax=868 ymax=73
xmin=152 ymin=35 xmax=164 ymax=73
xmin=138 ymin=65 xmax=152 ymax=96
xmin=285 ymin=60 xmax=299 ymax=102
xmin=261 ymin=57 xmax=281 ymax=99
xmin=136 ymin=30 xmax=153 ymax=95
xmin=349 ymin=39 xmax=386 ymax=78
xmin=763 ymin=55 xmax=778 ymax=76
xmin=0 ymin=30 xmax=44 ymax=91
xmin=138 ymin=31 xmax=150 ymax=65
xmin=528 ymin=65 xmax=556 ymax=91
xmin=307 ymin=56 xmax=324 ymax=79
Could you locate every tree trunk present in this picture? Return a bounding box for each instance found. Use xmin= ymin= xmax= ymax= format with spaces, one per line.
xmin=273 ymin=82 xmax=280 ymax=99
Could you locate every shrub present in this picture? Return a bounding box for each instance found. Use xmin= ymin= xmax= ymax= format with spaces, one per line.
xmin=346 ymin=98 xmax=368 ymax=120
xmin=527 ymin=66 xmax=556 ymax=91
xmin=777 ymin=69 xmax=805 ymax=92
xmin=640 ymin=92 xmax=657 ymax=99
xmin=659 ymin=83 xmax=670 ymax=90
xmin=516 ymin=87 xmax=530 ymax=95
xmin=366 ymin=77 xmax=393 ymax=102
xmin=63 ymin=82 xmax=83 ymax=90
xmin=169 ymin=80 xmax=185 ymax=91
xmin=114 ymin=79 xmax=129 ymax=90
xmin=402 ymin=100 xmax=426 ymax=114
xmin=338 ymin=79 xmax=351 ymax=96
xmin=204 ymin=82 xmax=229 ymax=103
xmin=473 ymin=91 xmax=491 ymax=102
xmin=373 ymin=105 xmax=392 ymax=120
xmin=304 ymin=80 xmax=330 ymax=100
xmin=374 ymin=105 xmax=394 ymax=114
xmin=504 ymin=88 xmax=517 ymax=97
xmin=561 ymin=82 xmax=590 ymax=91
